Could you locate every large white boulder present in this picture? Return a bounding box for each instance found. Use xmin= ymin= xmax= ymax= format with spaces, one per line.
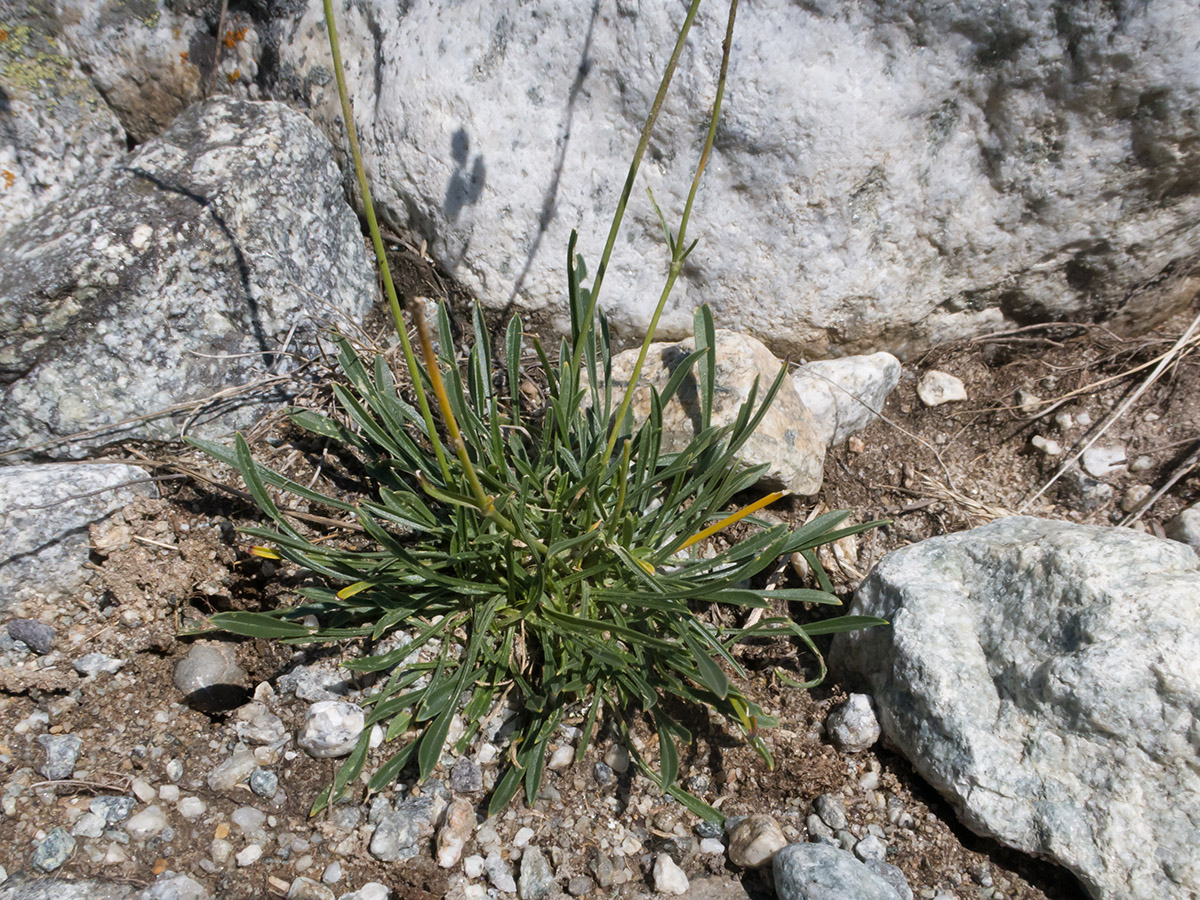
xmin=832 ymin=517 xmax=1200 ymax=900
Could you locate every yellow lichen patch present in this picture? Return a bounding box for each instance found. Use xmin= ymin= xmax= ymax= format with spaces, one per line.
xmin=2 ymin=170 xmax=14 ymax=189
xmin=223 ymin=26 xmax=247 ymax=49
xmin=179 ymin=50 xmax=189 ymax=63
xmin=226 ymin=69 xmax=241 ymax=84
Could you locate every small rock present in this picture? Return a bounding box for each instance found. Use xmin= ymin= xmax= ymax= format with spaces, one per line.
xmin=592 ymin=761 xmax=613 ymax=786
xmin=235 ymin=702 xmax=288 ymax=745
xmin=1120 ymin=484 xmax=1152 ymax=514
xmin=237 ymin=844 xmax=264 ymax=866
xmin=567 ymin=875 xmax=595 ymax=896
xmin=854 ymin=834 xmax=887 ymax=862
xmin=604 ymin=744 xmax=630 ymax=774
xmin=174 ymin=642 xmax=248 ymax=710
xmin=1129 ymin=455 xmax=1153 ymax=473
xmin=805 ymin=814 xmax=834 ymax=842
xmin=1015 ymin=389 xmax=1041 ymax=414
xmin=450 ymin=757 xmax=483 ymax=793
xmin=73 ymin=811 xmax=107 ymax=838
xmin=137 ymin=872 xmax=211 ymax=900
xmin=1081 ymin=444 xmax=1126 ymax=479
xmin=298 ymin=701 xmax=364 ymax=758
xmin=774 ymin=842 xmax=902 ymax=900
xmin=33 ymin=826 xmax=75 ymax=871
xmin=207 ymin=746 xmax=258 ymax=792
xmin=513 ymin=826 xmax=535 ymax=848
xmin=813 ymin=793 xmax=848 ymax=830
xmin=437 ymin=798 xmax=475 ymax=868
xmin=370 ymin=797 xmax=434 ymax=863
xmin=36 ymin=733 xmax=82 ymax=780
xmin=1054 ymin=411 xmax=1074 ymax=429
xmin=485 ymin=849 xmax=517 ymax=893
xmin=547 ymin=745 xmax=574 ymax=770
xmin=337 ymin=884 xmax=389 ymax=900
xmin=288 ymin=876 xmax=335 ymax=900
xmin=652 ymin=853 xmax=689 ymax=895
xmin=916 ymin=371 xmax=967 ymax=407
xmin=250 ymin=768 xmax=279 ymax=799
xmin=232 ymin=805 xmax=267 ymax=835
xmin=74 ymin=652 xmax=124 ymax=676
xmin=727 ymin=814 xmax=787 ymax=868
xmin=91 ymin=795 xmax=136 ymax=823
xmin=126 ymin=805 xmax=168 ymax=840
xmin=464 ymin=854 xmax=486 ymax=879
xmin=865 ymin=860 xmax=914 ymax=900
xmin=1030 ymin=435 xmax=1062 ymax=457
xmin=131 ymin=777 xmax=158 ymax=803
xmin=1076 ymin=410 xmax=1093 ymax=426
xmin=791 ymin=352 xmax=901 ymax=447
xmin=322 ymin=861 xmax=342 ymax=884
xmin=518 ymin=845 xmax=554 ymax=900
xmin=177 ymin=796 xmax=207 ymax=819
xmin=7 ymin=619 xmax=55 ymax=655
xmin=699 ymin=838 xmax=725 ymax=854
xmin=695 ymin=820 xmax=722 ymax=840
xmin=825 ymin=694 xmax=880 ymax=752
xmin=1166 ymin=505 xmax=1200 ymax=548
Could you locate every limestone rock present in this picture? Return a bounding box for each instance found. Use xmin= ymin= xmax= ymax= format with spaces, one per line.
xmin=0 ymin=464 xmax=157 ymax=606
xmin=791 ymin=353 xmax=900 ymax=448
xmin=726 ymin=814 xmax=786 ymax=869
xmin=832 ymin=517 xmax=1200 ymax=900
xmin=298 ymin=700 xmax=364 ymax=759
xmin=773 ymin=843 xmax=903 ymax=900
xmin=916 ymin=371 xmax=967 ymax=407
xmin=607 ymin=330 xmax=825 ymax=494
xmin=272 ymin=0 xmax=1200 ymax=357
xmin=1165 ymin=504 xmax=1200 ymax=548
xmin=0 ymin=96 xmax=374 ymax=457
xmin=0 ymin=1 xmax=126 ymax=239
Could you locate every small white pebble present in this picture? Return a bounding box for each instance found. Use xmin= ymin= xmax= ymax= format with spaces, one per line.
xmin=131 ymin=778 xmax=157 ymax=803
xmin=1031 ymin=435 xmax=1062 ymax=456
xmin=699 ymin=837 xmax=725 ymax=854
xmin=547 ymin=746 xmax=574 ymax=770
xmin=158 ymin=784 xmax=180 ymax=803
xmin=236 ymin=844 xmax=263 ymax=867
xmin=653 ymin=853 xmax=689 ymax=895
xmin=322 ymin=861 xmax=343 ymax=884
xmin=463 ymin=854 xmax=486 ymax=879
xmin=513 ymin=826 xmax=535 ymax=848
xmin=177 ymin=797 xmax=206 ymax=819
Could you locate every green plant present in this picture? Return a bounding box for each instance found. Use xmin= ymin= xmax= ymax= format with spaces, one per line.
xmin=190 ymin=0 xmax=884 ymax=819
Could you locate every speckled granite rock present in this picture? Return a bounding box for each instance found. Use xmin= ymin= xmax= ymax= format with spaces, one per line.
xmin=832 ymin=517 xmax=1200 ymax=900
xmin=0 ymin=0 xmax=126 ymax=239
xmin=0 ymin=463 xmax=156 ymax=606
xmin=0 ymin=96 xmax=374 ymax=457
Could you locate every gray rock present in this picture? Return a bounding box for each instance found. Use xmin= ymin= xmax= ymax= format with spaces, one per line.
xmin=7 ymin=619 xmax=54 ymax=655
xmin=234 ymin=701 xmax=288 ymax=745
xmin=1081 ymin=445 xmax=1127 ymax=479
xmin=250 ymin=768 xmax=279 ymax=799
xmin=566 ymin=875 xmax=595 ymax=896
xmin=726 ymin=814 xmax=787 ymax=869
xmin=1165 ymin=504 xmax=1200 ymax=548
xmin=773 ymin=842 xmax=903 ymax=900
xmin=136 ymin=872 xmax=213 ymax=900
xmin=207 ymin=746 xmax=259 ymax=793
xmin=916 ymin=371 xmax=967 ymax=407
xmin=592 ymin=761 xmax=613 ymax=786
xmin=36 ymin=733 xmax=82 ymax=780
xmin=335 ymin=885 xmax=389 ymax=900
xmin=825 ymin=694 xmax=880 ymax=753
xmin=652 ymin=853 xmax=689 ymax=895
xmin=0 ymin=97 xmax=374 ymax=458
xmin=853 ymin=834 xmax=887 ymax=863
xmin=449 ymin=756 xmax=483 ymax=793
xmin=277 ymin=663 xmax=355 ymax=702
xmin=607 ymin=331 xmax=825 ymax=494
xmin=518 ymin=845 xmax=554 ymax=900
xmin=485 ymin=849 xmax=517 ymax=893
xmin=813 ymin=794 xmax=847 ymax=831
xmin=288 ymin=877 xmax=335 ymax=900
xmin=792 ymin=353 xmax=901 ymax=448
xmin=0 ymin=1 xmax=126 ymax=241
xmin=276 ymin=1 xmax=1200 ymax=357
xmin=368 ymin=797 xmax=434 ymax=863
xmin=174 ymin=642 xmax=248 ymax=711
xmin=0 ymin=874 xmax=136 ymax=899
xmin=74 ymin=652 xmax=124 ymax=677
xmin=832 ymin=516 xmax=1200 ymax=900
xmin=0 ymin=464 xmax=156 ymax=605
xmin=298 ymin=700 xmax=364 ymax=758
xmin=864 ymin=861 xmax=913 ymax=900
xmin=125 ymin=805 xmax=168 ymax=840
xmin=90 ymin=795 xmax=136 ymax=823
xmin=33 ymin=826 xmax=76 ymax=871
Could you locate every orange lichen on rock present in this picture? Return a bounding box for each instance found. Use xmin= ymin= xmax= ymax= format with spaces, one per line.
xmin=223 ymin=26 xmax=247 ymax=49
xmin=2 ymin=171 xmax=15 ymax=190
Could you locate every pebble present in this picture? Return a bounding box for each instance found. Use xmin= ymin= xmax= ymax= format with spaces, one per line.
xmin=774 ymin=842 xmax=903 ymax=900
xmin=288 ymin=876 xmax=335 ymax=900
xmin=7 ymin=619 xmax=55 ymax=654
xmin=450 ymin=757 xmax=483 ymax=793
xmin=91 ymin=795 xmax=136 ymax=823
xmin=369 ymin=797 xmax=434 ymax=862
xmin=603 ymin=744 xmax=630 ymax=774
xmin=159 ymin=784 xmax=180 ymax=803
xmin=519 ymin=845 xmax=554 ymax=900
xmin=166 ymin=759 xmax=184 ymax=783
xmin=177 ymin=797 xmax=207 ymax=819
xmin=207 ymin=746 xmax=258 ymax=792
xmin=1129 ymin=455 xmax=1153 ymax=473
xmin=33 ymin=826 xmax=75 ymax=871
xmin=73 ymin=811 xmax=106 ymax=838
xmin=250 ymin=768 xmax=279 ymax=799
xmin=1120 ymin=484 xmax=1152 ymax=513
xmin=547 ymin=746 xmax=574 ymax=770
xmin=298 ymin=701 xmax=365 ymax=758
xmin=140 ymin=872 xmax=211 ymax=899
xmin=652 ymin=853 xmax=689 ymax=895
xmin=232 ymin=806 xmax=266 ymax=835
xmin=1054 ymin=411 xmax=1074 ymax=429
xmin=814 ymin=793 xmax=848 ymax=830
xmin=235 ymin=702 xmax=288 ymax=745
xmin=806 ymin=813 xmax=835 ymax=842
xmin=236 ymin=844 xmax=263 ymax=866
xmin=727 ymin=814 xmax=787 ymax=868
xmin=1058 ymin=467 xmax=1114 ymax=512
xmin=322 ymin=861 xmax=342 ymax=884
xmin=916 ymin=371 xmax=967 ymax=407
xmin=1015 ymin=389 xmax=1041 ymax=414
xmin=437 ymin=798 xmax=475 ymax=868
xmin=695 ymin=820 xmax=722 ymax=840
xmin=36 ymin=733 xmax=82 ymax=780
xmin=126 ymin=805 xmax=168 ymax=840
xmin=592 ymin=761 xmax=613 ymax=786
xmin=854 ymin=834 xmax=888 ymax=862
xmin=1166 ymin=505 xmax=1200 ymax=548
xmin=699 ymin=838 xmax=725 ymax=854
xmin=1076 ymin=410 xmax=1093 ymax=426
xmin=1081 ymin=444 xmax=1126 ymax=478
xmin=485 ymin=849 xmax=517 ymax=893
xmin=132 ymin=777 xmax=158 ymax=803
xmin=826 ymin=694 xmax=880 ymax=752
xmin=567 ymin=875 xmax=595 ymax=896
xmin=513 ymin=826 xmax=535 ymax=848
xmin=74 ymin=652 xmax=124 ymax=677
xmin=173 ymin=642 xmax=248 ymax=710
xmin=463 ymin=854 xmax=486 ymax=879
xmin=1030 ymin=435 xmax=1062 ymax=456
xmin=339 ymin=884 xmax=389 ymax=900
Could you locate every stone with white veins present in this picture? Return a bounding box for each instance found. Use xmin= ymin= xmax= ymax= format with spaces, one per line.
xmin=299 ymin=701 xmax=365 ymax=758
xmin=207 ymin=746 xmax=259 ymax=793
xmin=652 ymin=853 xmax=689 ymax=895
xmin=832 ymin=516 xmax=1200 ymax=900
xmin=774 ymin=843 xmax=903 ymax=900
xmin=0 ymin=464 xmax=156 ymax=605
xmin=916 ymin=371 xmax=967 ymax=407
xmin=825 ymin=693 xmax=881 ymax=753
xmin=36 ymin=733 xmax=82 ymax=780
xmin=605 ymin=331 xmax=825 ymax=494
xmin=272 ymin=0 xmax=1200 ymax=359
xmin=32 ymin=827 xmax=75 ymax=872
xmin=791 ymin=352 xmax=901 ymax=448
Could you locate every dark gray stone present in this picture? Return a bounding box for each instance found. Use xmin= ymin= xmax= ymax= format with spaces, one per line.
xmin=36 ymin=733 xmax=81 ymax=780
xmin=90 ymin=795 xmax=136 ymax=823
xmin=449 ymin=757 xmax=483 ymax=793
xmin=7 ymin=619 xmax=54 ymax=655
xmin=33 ymin=826 xmax=76 ymax=871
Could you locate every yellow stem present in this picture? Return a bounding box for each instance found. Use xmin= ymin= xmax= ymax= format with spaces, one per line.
xmin=678 ymin=490 xmax=788 ymax=551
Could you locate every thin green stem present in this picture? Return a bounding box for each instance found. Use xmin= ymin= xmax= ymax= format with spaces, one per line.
xmin=569 ymin=0 xmax=704 ymax=374
xmin=322 ymin=0 xmax=451 ymax=485
xmin=605 ymin=0 xmax=739 ymax=461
